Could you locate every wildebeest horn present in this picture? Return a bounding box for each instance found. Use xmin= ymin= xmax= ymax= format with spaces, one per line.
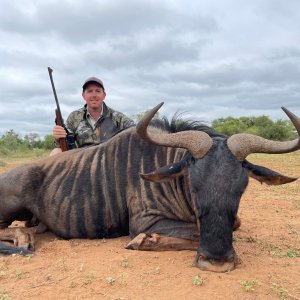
xmin=136 ymin=102 xmax=213 ymax=159
xmin=227 ymin=107 xmax=300 ymax=161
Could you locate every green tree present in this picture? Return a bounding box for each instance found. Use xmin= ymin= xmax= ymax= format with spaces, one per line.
xmin=42 ymin=135 xmax=55 ymax=150
xmin=212 ymin=117 xmax=248 ymax=136
xmin=212 ymin=116 xmax=295 ymax=141
xmin=24 ymin=133 xmax=42 ymax=149
xmin=0 ymin=129 xmax=25 ymax=152
xmin=259 ymin=119 xmax=295 ymax=140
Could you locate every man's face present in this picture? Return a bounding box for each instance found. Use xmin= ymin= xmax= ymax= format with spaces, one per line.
xmin=82 ymin=83 xmax=106 ymax=111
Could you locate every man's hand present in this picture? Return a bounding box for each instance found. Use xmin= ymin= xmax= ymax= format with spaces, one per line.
xmin=52 ymin=125 xmax=67 ymax=140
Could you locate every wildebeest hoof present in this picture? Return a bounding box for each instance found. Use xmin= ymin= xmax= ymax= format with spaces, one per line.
xmin=126 ymin=233 xmax=149 ymax=250
xmin=0 ymin=227 xmax=35 ymax=252
xmin=14 ymin=228 xmax=35 ymax=251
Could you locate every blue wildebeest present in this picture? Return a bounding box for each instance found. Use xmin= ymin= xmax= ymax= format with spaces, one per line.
xmin=0 ymin=103 xmax=299 ymax=272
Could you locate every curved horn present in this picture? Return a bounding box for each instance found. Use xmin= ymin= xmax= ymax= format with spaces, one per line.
xmin=227 ymin=107 xmax=300 ymax=161
xmin=136 ymin=102 xmax=213 ymax=159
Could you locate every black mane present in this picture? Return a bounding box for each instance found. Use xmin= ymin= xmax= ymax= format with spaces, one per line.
xmin=150 ymin=113 xmax=225 ymax=138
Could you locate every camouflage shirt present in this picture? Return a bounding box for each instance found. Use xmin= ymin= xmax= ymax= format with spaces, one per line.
xmin=65 ymin=103 xmax=134 ymax=148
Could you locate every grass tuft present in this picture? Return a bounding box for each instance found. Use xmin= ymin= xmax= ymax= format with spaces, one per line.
xmin=193 ymin=275 xmax=204 ymax=286
xmin=240 ymin=279 xmax=260 ymax=292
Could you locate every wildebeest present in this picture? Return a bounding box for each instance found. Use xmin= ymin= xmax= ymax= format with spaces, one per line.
xmin=0 ymin=103 xmax=299 ymax=272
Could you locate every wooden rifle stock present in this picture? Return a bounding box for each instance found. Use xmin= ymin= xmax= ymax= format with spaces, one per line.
xmin=55 ymin=109 xmax=68 ymax=152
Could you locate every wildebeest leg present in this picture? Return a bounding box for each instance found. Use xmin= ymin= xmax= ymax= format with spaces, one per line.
xmin=24 ymin=215 xmax=39 ymax=227
xmin=128 ymin=217 xmax=199 ymax=251
xmin=126 ymin=233 xmax=198 ymax=251
xmin=127 ymin=215 xmax=240 ymax=251
xmin=0 ymin=227 xmax=35 ymax=252
xmin=24 ymin=216 xmax=48 ymax=234
xmin=0 ymin=220 xmax=11 ymax=229
xmin=34 ymin=222 xmax=48 ymax=234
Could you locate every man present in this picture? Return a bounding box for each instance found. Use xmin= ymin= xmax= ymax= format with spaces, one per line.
xmin=51 ymin=77 xmax=134 ymax=155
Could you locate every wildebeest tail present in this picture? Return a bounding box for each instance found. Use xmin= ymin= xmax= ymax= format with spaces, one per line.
xmin=0 ymin=242 xmax=33 ymax=255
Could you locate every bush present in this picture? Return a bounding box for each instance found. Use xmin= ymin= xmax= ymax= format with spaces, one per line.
xmin=43 ymin=135 xmax=55 ymax=150
xmin=212 ymin=116 xmax=295 ymax=140
xmin=0 ymin=130 xmax=27 ymax=155
xmin=0 ymin=130 xmax=55 ymax=155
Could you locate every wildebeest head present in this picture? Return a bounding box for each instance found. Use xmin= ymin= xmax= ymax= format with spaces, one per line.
xmin=137 ymin=102 xmax=300 ymax=272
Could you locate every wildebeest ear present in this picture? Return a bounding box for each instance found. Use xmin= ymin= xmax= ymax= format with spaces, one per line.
xmin=140 ymin=160 xmax=188 ymax=183
xmin=242 ymin=160 xmax=298 ymax=185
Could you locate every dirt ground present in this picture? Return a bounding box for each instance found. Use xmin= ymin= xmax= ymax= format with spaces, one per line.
xmin=0 ymin=152 xmax=299 ymax=300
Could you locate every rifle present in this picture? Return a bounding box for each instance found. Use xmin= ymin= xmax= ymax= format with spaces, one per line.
xmin=47 ymin=67 xmax=76 ymax=151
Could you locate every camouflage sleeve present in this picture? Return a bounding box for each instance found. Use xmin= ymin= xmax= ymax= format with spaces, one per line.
xmin=65 ymin=111 xmax=78 ymax=134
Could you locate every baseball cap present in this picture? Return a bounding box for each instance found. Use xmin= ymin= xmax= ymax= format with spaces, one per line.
xmin=82 ymin=77 xmax=105 ymax=90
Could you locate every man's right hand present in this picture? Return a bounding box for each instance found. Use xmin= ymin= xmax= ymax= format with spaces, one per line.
xmin=52 ymin=125 xmax=67 ymax=140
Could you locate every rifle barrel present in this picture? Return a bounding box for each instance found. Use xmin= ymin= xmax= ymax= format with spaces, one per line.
xmin=48 ymin=67 xmax=62 ymax=116
xmin=48 ymin=67 xmax=69 ymax=152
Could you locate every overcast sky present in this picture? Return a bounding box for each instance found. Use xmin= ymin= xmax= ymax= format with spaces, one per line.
xmin=1 ymin=0 xmax=299 ymax=137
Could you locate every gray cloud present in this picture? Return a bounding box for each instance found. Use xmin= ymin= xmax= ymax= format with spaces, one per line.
xmin=0 ymin=0 xmax=299 ymax=137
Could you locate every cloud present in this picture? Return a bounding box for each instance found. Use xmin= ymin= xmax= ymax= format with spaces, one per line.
xmin=0 ymin=0 xmax=299 ymax=137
